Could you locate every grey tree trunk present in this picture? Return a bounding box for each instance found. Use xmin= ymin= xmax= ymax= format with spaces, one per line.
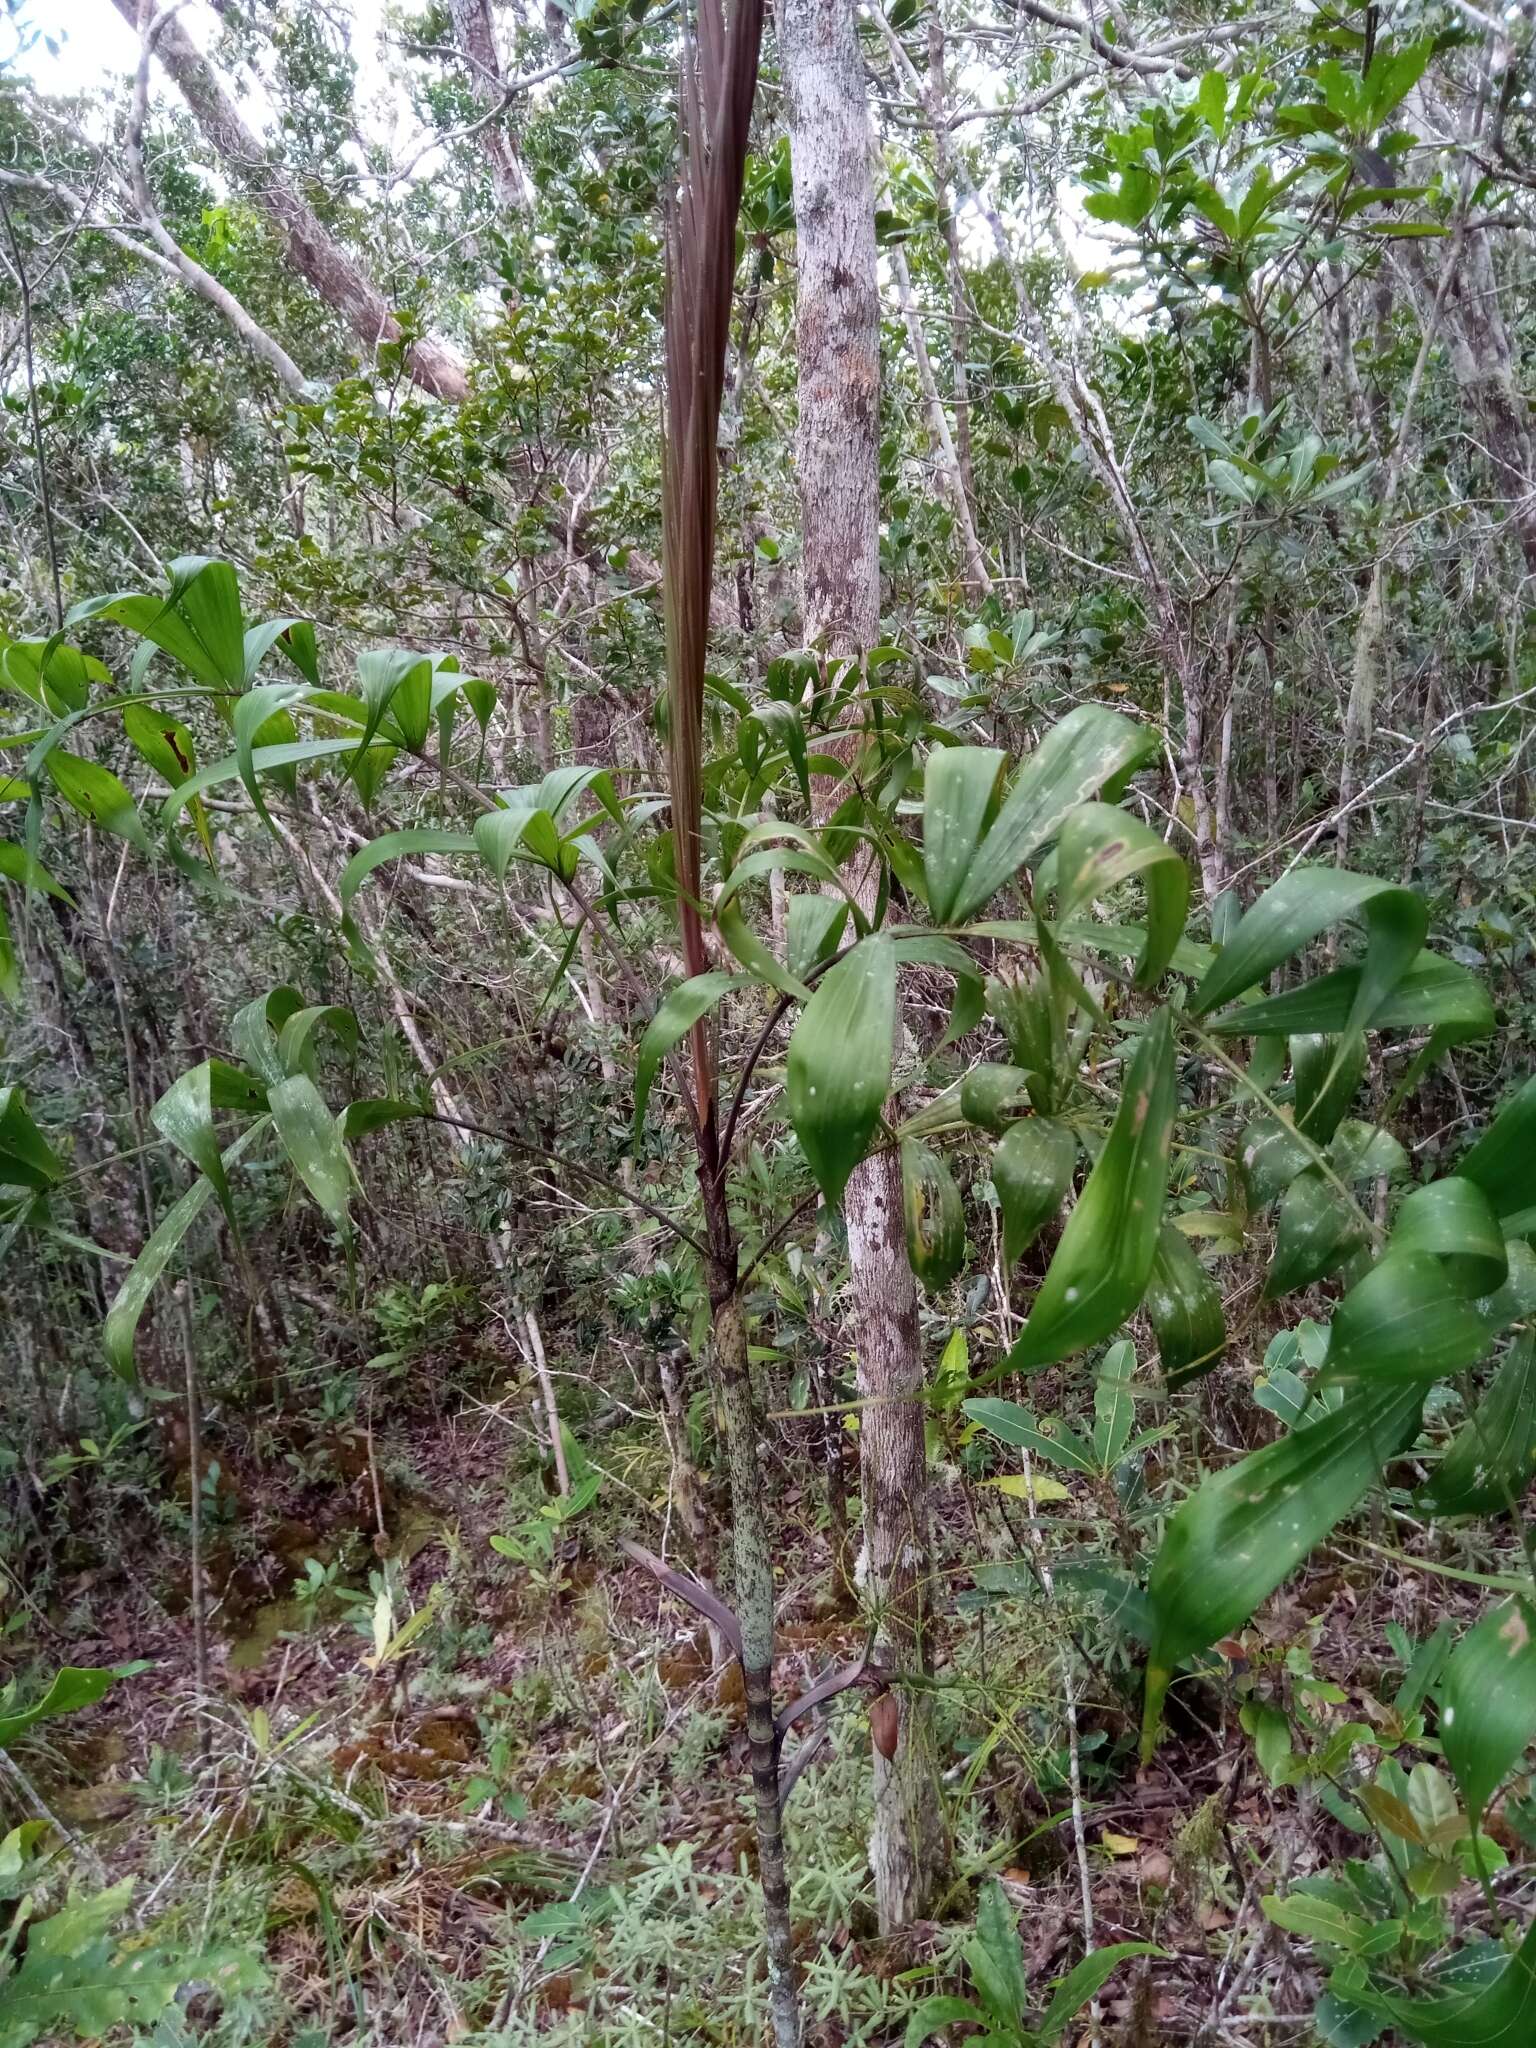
xmin=448 ymin=0 xmax=536 ymax=213
xmin=778 ymin=0 xmax=951 ymax=1932
xmin=113 ymin=0 xmax=469 ymax=400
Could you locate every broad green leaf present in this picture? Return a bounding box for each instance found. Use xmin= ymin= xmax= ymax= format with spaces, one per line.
xmin=946 ymin=705 xmax=1157 ymax=922
xmin=150 ymin=1060 xmax=265 ymax=1225
xmin=1393 ymin=1178 xmax=1507 ymax=1298
xmin=964 ymin=1880 xmax=1028 ymax=2030
xmin=338 ymin=829 xmax=476 ymax=947
xmin=1214 ymin=951 xmax=1493 ymax=1042
xmin=1148 ymin=1223 xmax=1226 ymax=1384
xmin=1142 ymin=1382 xmax=1423 ymax=1757
xmin=786 ymin=894 xmax=848 ymax=982
xmin=0 ymin=1666 xmax=116 ymax=1750
xmin=231 ymin=985 xmax=303 ymax=1087
xmin=104 ymin=1120 xmax=268 ymax=1378
xmin=961 ymin=1062 xmax=1034 ymax=1133
xmin=903 ymin=1997 xmax=984 ymax=2048
xmin=1267 ymin=1169 xmax=1365 ymax=1297
xmin=1241 ymin=1701 xmax=1295 ymax=1784
xmin=269 ymin=1075 xmax=352 ymax=1237
xmin=1239 ymin=1115 xmax=1313 ymax=1210
xmin=786 ymin=934 xmax=896 ymax=1208
xmin=1195 ymin=872 xmax=1428 ymax=1060
xmin=963 ymin=1397 xmax=1099 ymax=1476
xmin=355 ymin=647 xmax=433 ymax=758
xmin=0 ymin=1087 xmax=64 ymax=1189
xmin=1337 ymin=1915 xmax=1536 ymax=2048
xmin=162 ymin=555 xmax=245 ymax=685
xmin=2 ymin=637 xmax=107 ymax=715
xmin=278 ymin=1004 xmax=359 ymax=1078
xmin=340 ymin=1097 xmax=424 ymax=1140
xmin=1293 ymin=1032 xmax=1366 ymax=1144
xmin=901 ymin=1141 xmax=966 ymax=1295
xmin=1323 ymin=1253 xmax=1495 ymax=1386
xmin=1440 ymin=1598 xmax=1536 ymax=1830
xmin=717 ymin=893 xmax=812 ymax=1001
xmin=1053 ymin=801 xmax=1189 ymax=987
xmin=1000 ymin=1007 xmax=1176 ymax=1376
xmin=992 ymin=1115 xmax=1076 ymax=1265
xmin=633 ymin=971 xmax=744 ymax=1142
xmin=1036 ymin=1942 xmax=1163 ymax=2042
xmin=922 ymin=745 xmax=1005 ymax=923
xmin=1459 ymin=1074 xmax=1536 ymax=1224
xmin=45 ymin=752 xmax=150 ymax=852
xmin=473 ymin=799 xmax=540 ymax=880
xmin=1420 ymin=1331 xmax=1536 ymax=1515
xmin=121 ymin=700 xmax=197 ymax=787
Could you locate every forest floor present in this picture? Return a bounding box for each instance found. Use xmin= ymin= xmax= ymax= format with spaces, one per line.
xmin=5 ymin=1323 xmax=1526 ymax=2048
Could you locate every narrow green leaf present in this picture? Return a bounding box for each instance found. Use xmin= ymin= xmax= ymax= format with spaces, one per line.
xmin=1142 ymin=1382 xmax=1423 ymax=1757
xmin=963 ymin=1397 xmax=1099 ymax=1475
xmin=269 ymin=1075 xmax=352 ymax=1237
xmin=717 ymin=893 xmax=812 ymax=1002
xmin=0 ymin=1667 xmax=117 ymax=1750
xmin=277 ymin=1004 xmax=359 ymax=1078
xmin=901 ymin=1141 xmax=966 ymax=1295
xmin=1036 ymin=1943 xmax=1163 ymax=2042
xmin=104 ymin=1120 xmax=268 ymax=1379
xmin=961 ymin=1062 xmax=1034 ymax=1133
xmin=338 ymin=829 xmax=476 ymax=947
xmin=1441 ymin=1598 xmax=1536 ymax=1830
xmin=150 ymin=1060 xmax=265 ymax=1225
xmin=786 ymin=934 xmax=896 ymax=1208
xmin=1207 ymin=950 xmax=1493 ymax=1041
xmin=1459 ymin=1074 xmax=1536 ymax=1225
xmin=45 ymin=752 xmax=150 ymax=852
xmin=992 ymin=1116 xmax=1076 ymax=1265
xmin=231 ymin=986 xmax=304 ymax=1087
xmin=1053 ymin=800 xmax=1189 ymax=987
xmin=1194 ymin=870 xmax=1428 ymax=1045
xmin=1000 ymin=1007 xmax=1177 ymax=1376
xmin=1393 ymin=1178 xmax=1507 ymax=1299
xmin=1293 ymin=1032 xmax=1366 ymax=1144
xmin=632 ymin=971 xmax=744 ymax=1142
xmin=1421 ymin=1331 xmax=1536 ymax=1516
xmin=1148 ymin=1223 xmax=1226 ymax=1384
xmin=786 ymin=895 xmax=848 ymax=983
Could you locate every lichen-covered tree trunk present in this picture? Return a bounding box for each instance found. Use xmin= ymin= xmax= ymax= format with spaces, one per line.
xmin=779 ymin=0 xmax=950 ymax=1932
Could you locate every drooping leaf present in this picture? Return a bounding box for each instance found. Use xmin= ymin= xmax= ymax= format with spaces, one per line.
xmin=1392 ymin=1178 xmax=1507 ymax=1299
xmin=1195 ymin=871 xmax=1429 ymax=1065
xmin=1148 ymin=1223 xmax=1226 ymax=1385
xmin=1207 ymin=949 xmax=1493 ymax=1042
xmin=991 ymin=1115 xmax=1076 ymax=1265
xmin=150 ymin=1060 xmax=266 ymax=1226
xmin=1142 ymin=1382 xmax=1423 ymax=1757
xmin=1459 ymin=1074 xmax=1536 ymax=1225
xmin=45 ymin=752 xmax=150 ymax=852
xmin=121 ymin=701 xmax=198 ymax=788
xmin=997 ymin=1007 xmax=1176 ymax=1377
xmin=0 ymin=1666 xmax=116 ymax=1750
xmin=1293 ymin=1032 xmax=1367 ymax=1144
xmin=337 ymin=829 xmax=476 ymax=948
xmin=931 ymin=706 xmax=1157 ymax=923
xmin=0 ymin=1087 xmax=65 ymax=1190
xmin=355 ymin=648 xmax=434 ymax=758
xmin=104 ymin=1121 xmax=268 ymax=1378
xmin=230 ymin=986 xmax=304 ymax=1087
xmin=961 ymin=1062 xmax=1034 ymax=1133
xmin=785 ymin=934 xmax=896 ymax=1207
xmin=633 ymin=971 xmax=744 ymax=1142
xmin=1267 ymin=1168 xmax=1366 ymax=1297
xmin=786 ymin=894 xmax=848 ymax=983
xmin=277 ymin=1004 xmax=359 ymax=1079
xmin=922 ymin=745 xmax=1005 ymax=923
xmin=1440 ymin=1598 xmax=1536 ymax=1831
xmin=1420 ymin=1331 xmax=1536 ymax=1516
xmin=716 ymin=893 xmax=812 ymax=1001
xmin=1323 ymin=1253 xmax=1495 ymax=1386
xmin=1053 ymin=800 xmax=1189 ymax=988
xmin=901 ymin=1141 xmax=966 ymax=1295
xmin=268 ymin=1075 xmax=352 ymax=1237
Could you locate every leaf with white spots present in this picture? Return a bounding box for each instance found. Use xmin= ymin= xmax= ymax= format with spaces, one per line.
xmin=988 ymin=1006 xmax=1177 ymax=1380
xmin=1141 ymin=1382 xmax=1424 ymax=1759
xmin=1440 ymin=1597 xmax=1536 ymax=1832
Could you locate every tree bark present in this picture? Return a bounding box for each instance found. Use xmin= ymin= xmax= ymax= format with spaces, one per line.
xmin=780 ymin=0 xmax=951 ymax=1932
xmin=112 ymin=0 xmax=470 ymax=400
xmin=448 ymin=0 xmax=536 ymax=212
